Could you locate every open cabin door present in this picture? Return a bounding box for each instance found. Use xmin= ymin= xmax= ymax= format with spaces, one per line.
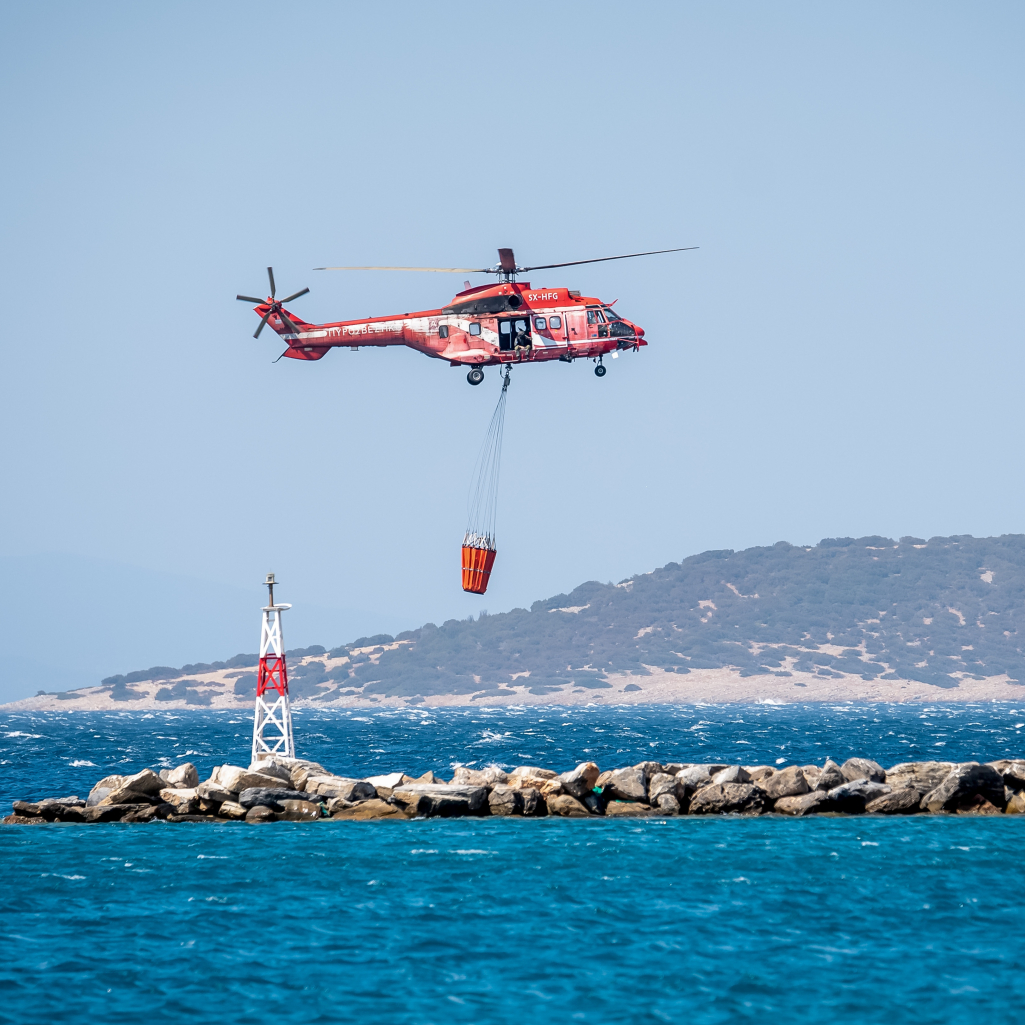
xmin=496 ymin=315 xmax=531 ymax=354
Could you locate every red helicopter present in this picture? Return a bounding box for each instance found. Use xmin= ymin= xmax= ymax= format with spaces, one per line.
xmin=236 ymin=247 xmax=695 ymax=383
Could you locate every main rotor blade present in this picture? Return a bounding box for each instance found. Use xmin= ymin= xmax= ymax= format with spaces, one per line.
xmin=278 ymin=309 xmax=302 ymax=336
xmin=267 ymin=267 xmax=276 ymax=298
xmin=314 ymin=265 xmax=488 ymax=273
xmin=237 ymin=294 xmax=266 ymax=304
xmin=520 ymin=247 xmax=698 ymax=272
xmin=498 ymin=248 xmax=516 ymax=272
xmin=253 ymin=309 xmax=273 ymax=338
xmin=280 ymin=287 xmax=310 ymax=303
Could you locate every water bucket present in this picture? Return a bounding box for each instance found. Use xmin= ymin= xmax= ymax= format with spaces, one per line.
xmin=462 ymin=544 xmax=497 ymax=594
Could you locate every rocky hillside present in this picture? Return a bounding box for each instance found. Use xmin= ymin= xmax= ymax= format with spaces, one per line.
xmin=32 ymin=533 xmax=1025 ymax=707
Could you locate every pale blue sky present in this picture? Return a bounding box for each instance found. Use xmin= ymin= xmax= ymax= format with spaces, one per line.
xmin=1 ymin=3 xmax=1023 ymax=699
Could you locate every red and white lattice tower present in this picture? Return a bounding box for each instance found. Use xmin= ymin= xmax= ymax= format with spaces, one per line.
xmin=251 ymin=572 xmax=295 ymax=762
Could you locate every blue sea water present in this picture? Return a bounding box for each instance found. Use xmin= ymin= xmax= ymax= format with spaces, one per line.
xmin=3 ymin=703 xmax=1025 ymax=1024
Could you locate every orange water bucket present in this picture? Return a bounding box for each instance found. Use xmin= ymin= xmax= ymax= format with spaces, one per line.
xmin=462 ymin=545 xmax=497 ymax=594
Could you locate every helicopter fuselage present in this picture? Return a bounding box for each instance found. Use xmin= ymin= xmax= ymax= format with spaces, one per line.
xmin=248 ymin=280 xmax=646 ymax=367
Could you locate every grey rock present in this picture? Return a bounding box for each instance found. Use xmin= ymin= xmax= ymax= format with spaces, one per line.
xmin=488 ymin=785 xmax=524 ymax=816
xmin=303 ymin=776 xmax=377 ymax=802
xmin=865 ymin=788 xmax=921 ymax=815
xmin=163 ymin=763 xmax=199 ymax=788
xmin=760 ymin=765 xmax=810 ymax=801
xmin=558 ymin=761 xmax=600 ymax=799
xmin=656 ymin=793 xmax=681 ymax=815
xmin=774 ymin=790 xmax=830 ymax=816
xmin=452 ymin=765 xmax=510 ymax=786
xmin=214 ymin=766 xmax=289 ymax=794
xmin=675 ymin=766 xmax=713 ymax=794
xmin=841 ymin=758 xmax=886 ymax=783
xmin=392 ymin=784 xmax=488 ymax=817
xmin=238 ymin=787 xmax=319 ymax=810
xmin=921 ymin=762 xmax=1006 ymax=813
xmin=689 ymin=783 xmax=767 ymax=815
xmin=713 ymin=765 xmax=752 ymax=786
xmin=159 ymin=788 xmax=199 ymax=815
xmin=520 ymin=787 xmax=543 ymax=816
xmin=647 ymin=772 xmax=681 ymax=804
xmin=827 ymin=778 xmax=890 ymax=812
xmin=634 ymin=761 xmax=664 ymax=776
xmin=744 ymin=765 xmax=776 ymax=782
xmin=987 ymin=759 xmax=1025 ymax=792
xmin=86 ymin=787 xmax=113 ymax=807
xmin=103 ymin=769 xmax=166 ymax=805
xmin=121 ymin=805 xmax=161 ymax=823
xmin=606 ymin=766 xmax=648 ymax=802
xmin=82 ymin=804 xmax=135 ymax=823
xmin=582 ymin=792 xmax=605 ymax=815
xmin=816 ymin=760 xmax=845 ymax=791
xmin=884 ymin=762 xmax=955 ymax=795
xmin=12 ymin=801 xmax=41 ymax=817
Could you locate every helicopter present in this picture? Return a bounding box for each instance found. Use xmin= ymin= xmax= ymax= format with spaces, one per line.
xmin=236 ymin=247 xmax=696 ymax=384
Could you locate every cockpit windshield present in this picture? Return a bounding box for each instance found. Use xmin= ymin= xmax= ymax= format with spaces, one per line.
xmin=602 ymin=306 xmax=622 ymax=321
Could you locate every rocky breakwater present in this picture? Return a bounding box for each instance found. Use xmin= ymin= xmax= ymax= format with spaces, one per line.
xmin=7 ymin=756 xmax=1025 ymax=824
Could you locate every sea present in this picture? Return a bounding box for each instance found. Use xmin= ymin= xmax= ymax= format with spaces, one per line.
xmin=3 ymin=702 xmax=1025 ymax=1024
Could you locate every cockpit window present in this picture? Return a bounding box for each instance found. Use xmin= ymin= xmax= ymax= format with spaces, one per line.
xmin=586 ymin=309 xmax=606 ymax=325
xmin=603 ymin=307 xmax=622 ymax=321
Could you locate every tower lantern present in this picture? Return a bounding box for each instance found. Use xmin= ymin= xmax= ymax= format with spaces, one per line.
xmin=251 ymin=572 xmax=295 ymax=763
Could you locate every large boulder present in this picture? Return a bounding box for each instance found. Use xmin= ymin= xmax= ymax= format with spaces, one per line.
xmin=827 ymin=778 xmax=890 ymax=813
xmin=606 ymin=801 xmax=657 ymax=817
xmin=744 ymin=765 xmax=776 ymax=782
xmin=159 ymin=788 xmax=199 ymax=815
xmin=841 ymin=758 xmax=886 ymax=783
xmin=647 ymin=772 xmax=682 ymax=805
xmin=605 ymin=766 xmax=648 ymax=802
xmin=510 ymin=766 xmax=557 ymax=781
xmin=815 ymin=760 xmax=845 ymax=792
xmin=865 ymin=789 xmax=921 ymax=815
xmin=276 ymin=800 xmax=322 ymax=822
xmin=331 ymin=798 xmax=410 ymax=820
xmin=921 ymin=763 xmax=1006 ymax=813
xmin=655 ymin=793 xmax=681 ymax=815
xmin=87 ymin=775 xmax=125 ymax=807
xmin=214 ymin=765 xmax=289 ymax=794
xmin=675 ymin=766 xmax=714 ymax=795
xmin=102 ymin=769 xmax=167 ymax=806
xmin=218 ymin=801 xmax=248 ymax=820
xmin=520 ymin=787 xmax=544 ymax=816
xmin=122 ymin=806 xmax=161 ymax=823
xmin=160 ymin=763 xmax=199 ymax=788
xmin=689 ymin=783 xmax=767 ymax=815
xmin=248 ymin=760 xmax=292 ymax=784
xmin=988 ymin=760 xmax=1025 ymax=792
xmin=364 ymin=772 xmax=412 ymax=789
xmin=488 ymin=785 xmax=525 ymax=816
xmin=82 ymin=804 xmax=135 ymax=823
xmin=712 ymin=765 xmax=752 ymax=786
xmin=451 ymin=766 xmax=509 ymax=786
xmin=392 ymin=784 xmax=487 ymax=818
xmin=774 ymin=790 xmax=830 ymax=816
xmin=303 ymin=776 xmax=377 ymax=802
xmin=884 ymin=762 xmax=955 ymax=795
xmin=546 ymin=794 xmax=592 ymax=817
xmin=245 ymin=805 xmax=277 ymax=823
xmin=760 ymin=766 xmax=810 ymax=801
xmin=558 ymin=762 xmax=600 ymax=799
xmin=196 ymin=780 xmax=234 ymax=804
xmin=1005 ymin=792 xmax=1025 ymax=814
xmin=238 ymin=787 xmax=320 ymax=811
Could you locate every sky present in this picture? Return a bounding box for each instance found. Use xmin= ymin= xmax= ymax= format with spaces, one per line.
xmin=1 ymin=3 xmax=1023 ymax=700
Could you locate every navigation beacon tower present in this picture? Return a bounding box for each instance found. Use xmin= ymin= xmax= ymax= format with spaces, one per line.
xmin=251 ymin=572 xmax=295 ymax=763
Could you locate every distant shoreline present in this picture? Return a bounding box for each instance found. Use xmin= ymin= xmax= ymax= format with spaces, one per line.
xmin=4 ymin=666 xmax=1023 ymax=711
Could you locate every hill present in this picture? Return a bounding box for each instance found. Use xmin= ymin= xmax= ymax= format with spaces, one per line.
xmin=13 ymin=534 xmax=1025 ymax=708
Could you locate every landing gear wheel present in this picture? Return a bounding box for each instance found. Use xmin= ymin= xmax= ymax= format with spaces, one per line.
xmin=594 ymin=362 xmax=607 ymax=378
xmin=467 ymin=368 xmax=484 ymax=386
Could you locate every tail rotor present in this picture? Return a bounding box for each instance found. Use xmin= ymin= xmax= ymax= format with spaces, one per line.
xmin=237 ymin=267 xmax=310 ymax=338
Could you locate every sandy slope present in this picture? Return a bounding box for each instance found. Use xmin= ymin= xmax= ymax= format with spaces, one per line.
xmin=5 ymin=663 xmax=1024 ymax=711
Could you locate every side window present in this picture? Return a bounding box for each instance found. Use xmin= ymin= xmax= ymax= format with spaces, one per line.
xmin=499 ymin=322 xmax=511 ymax=335
xmin=468 ymin=322 xmax=481 ymax=336
xmin=439 ymin=324 xmax=449 ymax=338
xmin=586 ymin=310 xmax=597 ymax=324
xmin=534 ymin=316 xmax=546 ymax=330
xmin=549 ymin=315 xmax=562 ymax=330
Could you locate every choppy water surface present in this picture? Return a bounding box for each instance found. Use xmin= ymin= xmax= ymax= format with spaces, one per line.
xmin=3 ymin=704 xmax=1025 ymax=1023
